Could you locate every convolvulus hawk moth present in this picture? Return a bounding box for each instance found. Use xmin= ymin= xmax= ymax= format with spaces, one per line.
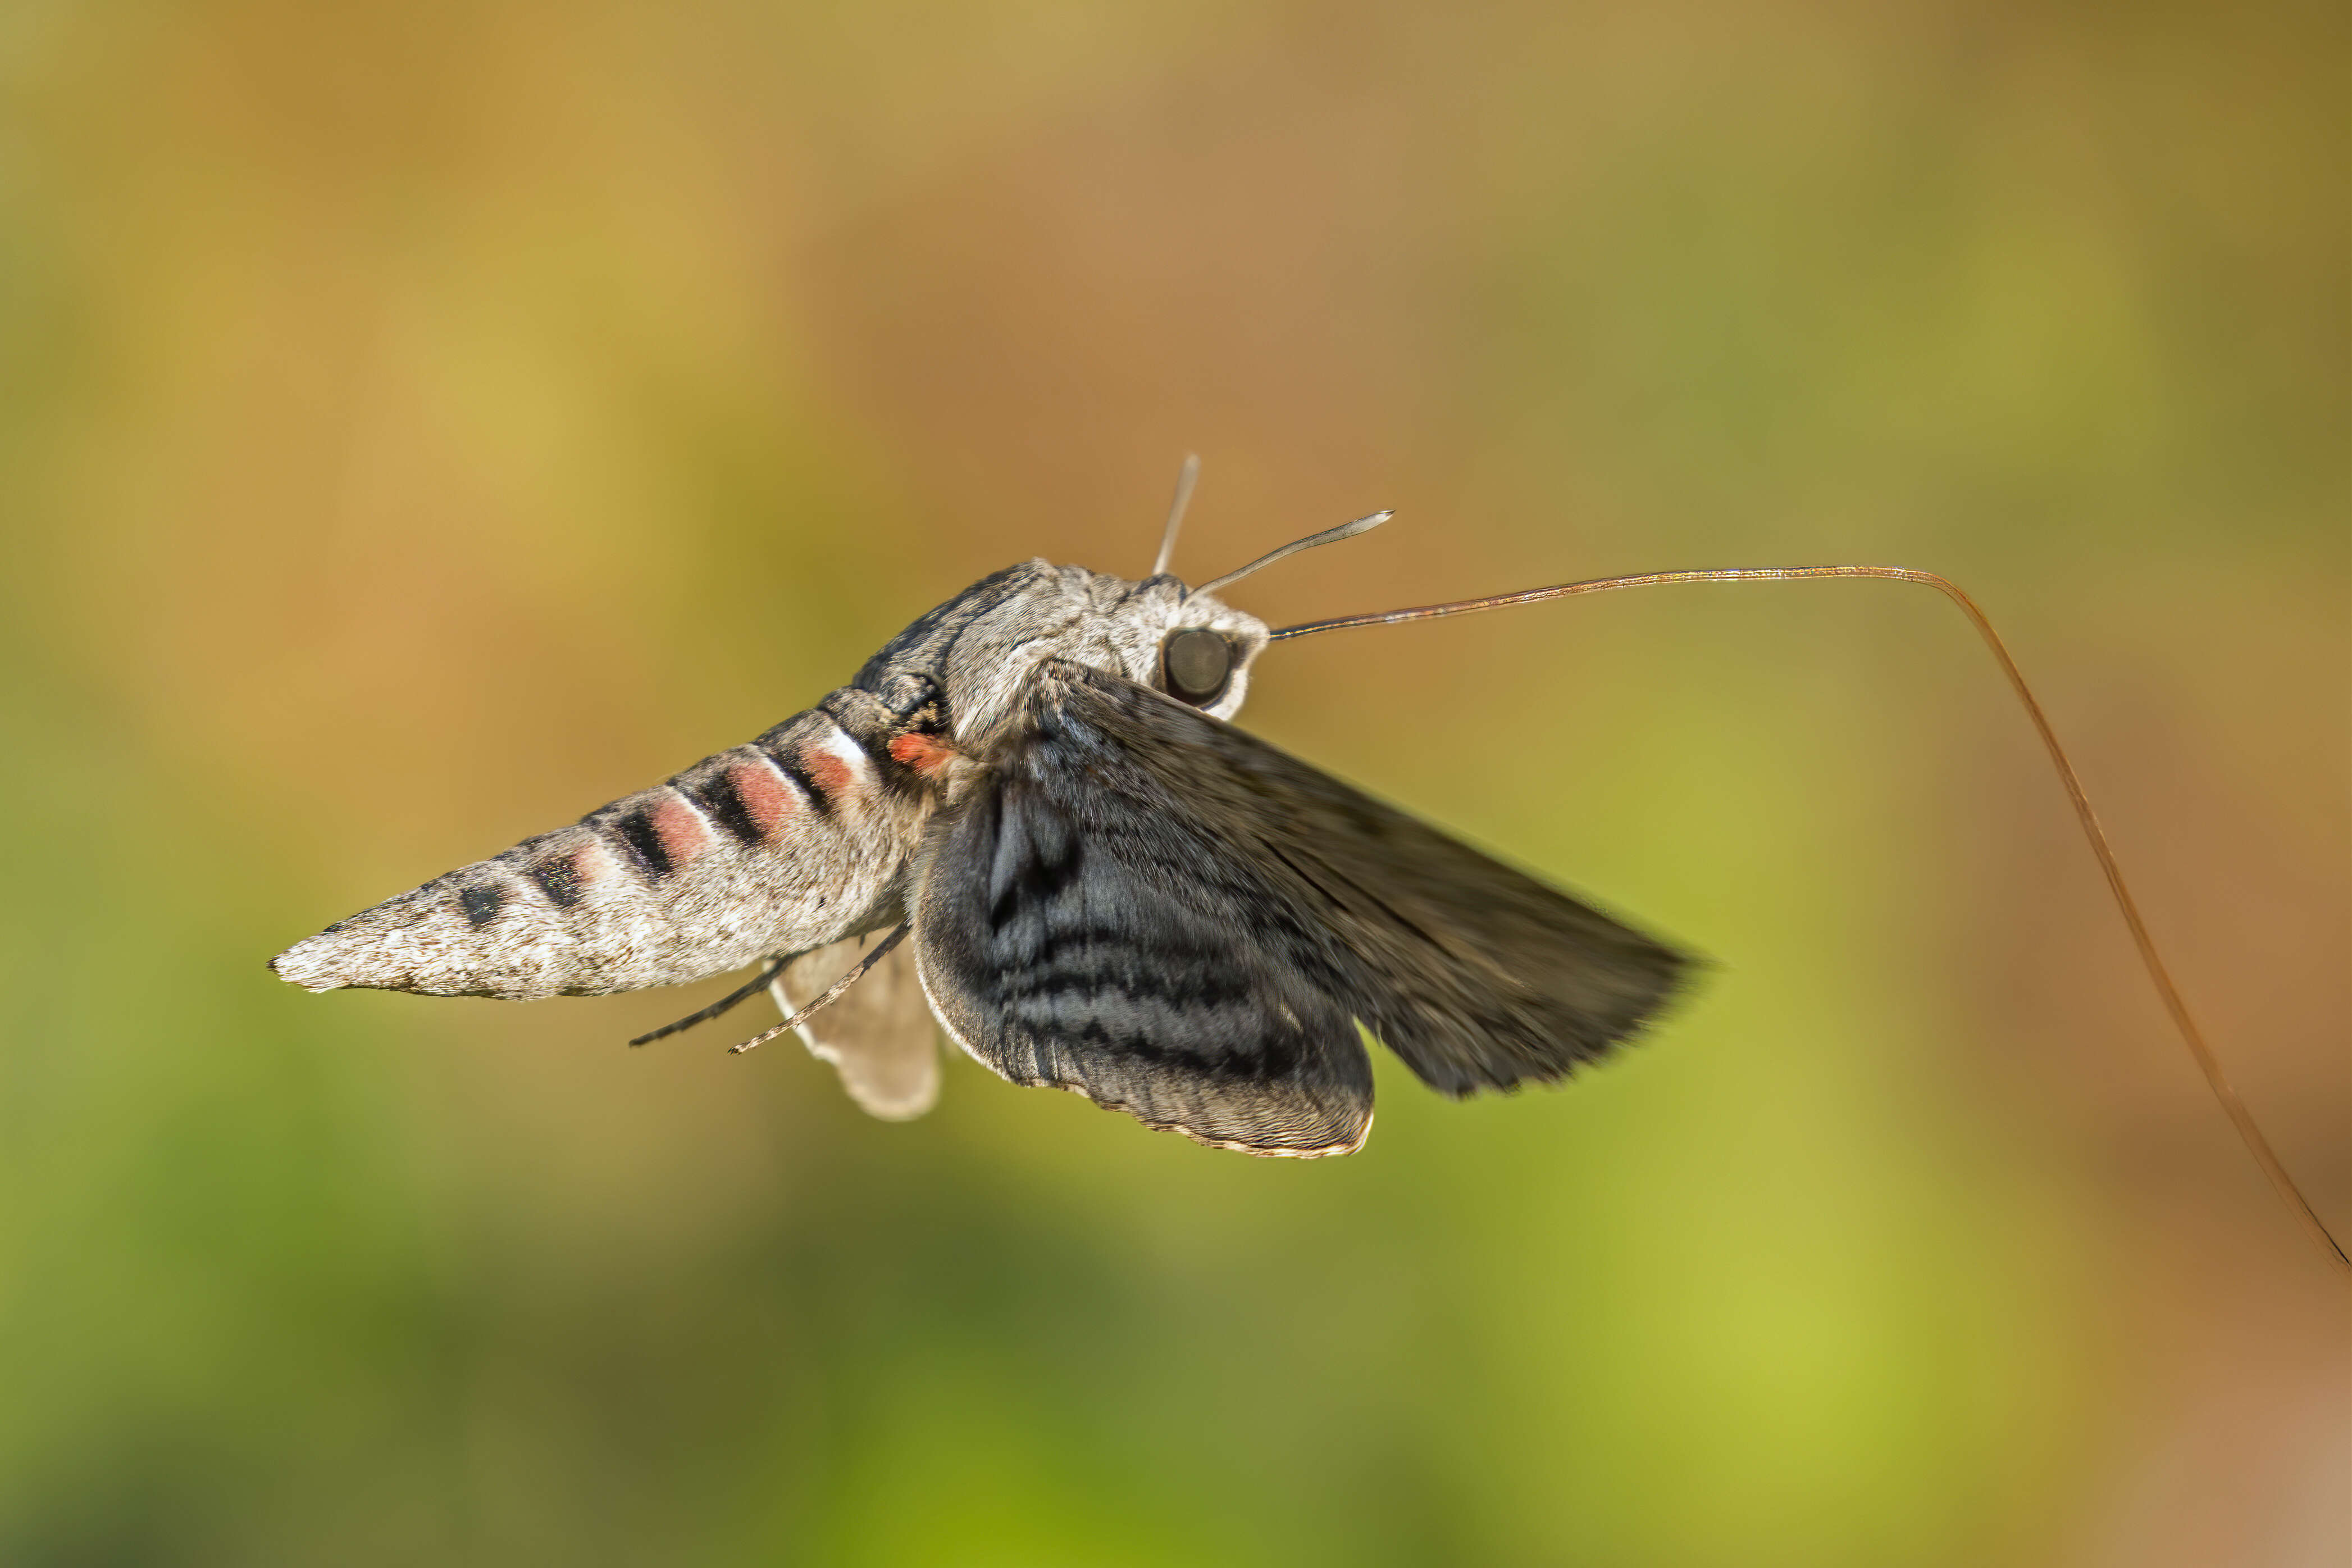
xmin=269 ymin=462 xmax=2346 ymax=1269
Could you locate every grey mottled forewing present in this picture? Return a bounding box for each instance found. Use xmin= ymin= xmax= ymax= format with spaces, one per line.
xmin=776 ymin=932 xmax=942 ymax=1121
xmin=912 ymin=660 xmax=1689 ymax=1155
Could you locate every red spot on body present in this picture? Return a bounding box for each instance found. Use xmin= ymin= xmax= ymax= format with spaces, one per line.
xmin=804 ymin=745 xmax=857 ymax=803
xmin=570 ymin=842 xmax=611 ymax=886
xmin=729 ymin=760 xmax=796 ymax=838
xmin=650 ymin=793 xmax=709 ymax=866
xmin=889 ymin=733 xmax=957 ymax=776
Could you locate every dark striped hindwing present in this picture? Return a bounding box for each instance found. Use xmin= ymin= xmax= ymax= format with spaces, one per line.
xmin=911 ymin=660 xmax=1691 ymax=1156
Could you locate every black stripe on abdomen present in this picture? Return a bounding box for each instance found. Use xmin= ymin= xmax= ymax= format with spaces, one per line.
xmin=762 ymin=744 xmax=832 ymax=816
xmin=528 ymin=854 xmax=584 ymax=908
xmin=690 ymin=768 xmax=766 ymax=846
xmin=611 ymin=808 xmax=675 ymax=879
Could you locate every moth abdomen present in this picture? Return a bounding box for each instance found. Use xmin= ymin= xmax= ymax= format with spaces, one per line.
xmin=685 ymin=762 xmax=771 ymax=849
xmin=272 ymin=700 xmax=940 ymax=1002
xmin=818 ymin=683 xmax=960 ymax=796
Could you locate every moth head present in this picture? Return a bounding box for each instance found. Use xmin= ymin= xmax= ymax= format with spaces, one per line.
xmin=1127 ymin=573 xmax=1269 ymax=722
xmin=901 ymin=564 xmax=1269 ymax=745
xmin=1118 ymin=479 xmax=1391 ymax=724
xmin=1160 ymin=627 xmax=1235 ymax=707
xmin=899 ymin=478 xmax=1384 ymax=745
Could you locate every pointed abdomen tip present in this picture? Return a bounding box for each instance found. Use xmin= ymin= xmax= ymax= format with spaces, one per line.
xmin=270 ymin=938 xmax=349 ymax=993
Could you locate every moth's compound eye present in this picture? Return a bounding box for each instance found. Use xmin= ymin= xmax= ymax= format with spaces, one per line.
xmin=1162 ymin=628 xmax=1234 ymax=707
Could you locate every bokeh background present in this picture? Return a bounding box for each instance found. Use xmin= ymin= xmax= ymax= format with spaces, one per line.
xmin=2 ymin=2 xmax=2344 ymax=1564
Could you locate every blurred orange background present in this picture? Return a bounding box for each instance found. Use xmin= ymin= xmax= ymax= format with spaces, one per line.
xmin=1 ymin=2 xmax=2343 ymax=1564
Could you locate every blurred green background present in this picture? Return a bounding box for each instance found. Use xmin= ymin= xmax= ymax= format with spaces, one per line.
xmin=1 ymin=2 xmax=2344 ymax=1564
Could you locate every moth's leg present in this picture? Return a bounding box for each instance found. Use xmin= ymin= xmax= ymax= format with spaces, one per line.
xmin=731 ymin=924 xmax=909 ymax=1056
xmin=770 ymin=930 xmax=943 ymax=1121
xmin=627 ymin=956 xmax=790 ymax=1047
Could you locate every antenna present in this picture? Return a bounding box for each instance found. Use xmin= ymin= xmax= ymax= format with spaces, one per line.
xmin=1193 ymin=510 xmax=1394 ymax=598
xmin=1271 ymin=563 xmax=2350 ymax=1277
xmin=1150 ymin=454 xmax=1200 ymax=578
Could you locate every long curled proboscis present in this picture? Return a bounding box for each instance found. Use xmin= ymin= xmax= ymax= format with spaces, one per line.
xmin=1273 ymin=562 xmax=2349 ymax=1277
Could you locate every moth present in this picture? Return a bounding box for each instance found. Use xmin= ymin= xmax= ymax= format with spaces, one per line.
xmin=271 ymin=463 xmax=2348 ymax=1269
xmin=272 ymin=485 xmax=1683 ymax=1156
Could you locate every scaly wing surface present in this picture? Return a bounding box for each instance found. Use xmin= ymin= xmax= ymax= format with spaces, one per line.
xmin=911 ymin=660 xmax=1690 ymax=1155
